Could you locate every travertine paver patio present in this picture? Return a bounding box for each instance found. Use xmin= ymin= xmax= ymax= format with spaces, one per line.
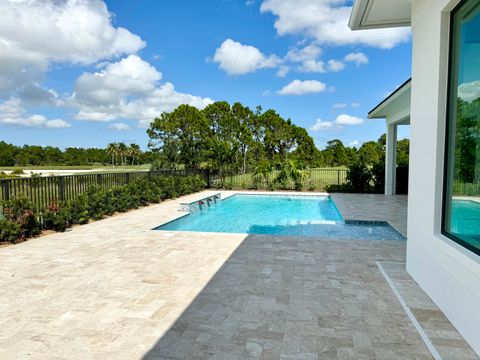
xmin=330 ymin=193 xmax=408 ymax=236
xmin=0 ymin=191 xmax=476 ymax=359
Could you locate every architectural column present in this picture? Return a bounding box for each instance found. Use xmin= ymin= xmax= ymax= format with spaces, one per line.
xmin=385 ymin=122 xmax=397 ymax=195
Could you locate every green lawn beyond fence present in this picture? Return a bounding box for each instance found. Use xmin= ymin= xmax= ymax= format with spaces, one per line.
xmin=0 ymin=170 xmax=207 ymax=211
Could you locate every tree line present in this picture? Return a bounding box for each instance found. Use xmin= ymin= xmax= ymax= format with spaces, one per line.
xmin=0 ymin=141 xmax=155 ymax=167
xmin=147 ymin=102 xmax=321 ymax=173
xmin=0 ymin=101 xmax=410 ymax=170
xmin=147 ymin=101 xmax=409 ymax=172
xmin=321 ymin=135 xmax=409 ymax=168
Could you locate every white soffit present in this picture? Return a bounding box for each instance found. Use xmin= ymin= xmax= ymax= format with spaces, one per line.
xmin=369 ymin=79 xmax=411 ymax=119
xmin=349 ymin=0 xmax=412 ymax=30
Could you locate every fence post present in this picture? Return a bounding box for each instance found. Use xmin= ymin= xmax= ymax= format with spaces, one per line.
xmin=147 ymin=171 xmax=151 ymax=180
xmin=337 ymin=170 xmax=340 ymax=186
xmin=2 ymin=180 xmax=10 ymax=201
xmin=126 ymin=172 xmax=130 ymax=184
xmin=58 ymin=176 xmax=65 ymax=202
xmin=1 ymin=180 xmax=10 ymax=202
xmin=97 ymin=173 xmax=102 ymax=186
xmin=206 ymin=169 xmax=210 ymax=188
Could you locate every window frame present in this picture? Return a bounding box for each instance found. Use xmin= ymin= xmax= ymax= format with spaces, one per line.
xmin=441 ymin=0 xmax=480 ymax=257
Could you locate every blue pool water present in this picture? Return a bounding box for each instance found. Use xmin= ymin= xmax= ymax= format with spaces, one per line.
xmin=157 ymin=194 xmax=405 ymax=241
xmin=450 ymin=200 xmax=480 ymax=249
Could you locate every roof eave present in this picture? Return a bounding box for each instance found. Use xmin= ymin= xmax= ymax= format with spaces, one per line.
xmin=368 ymin=78 xmax=412 ymax=119
xmin=349 ymin=0 xmax=412 ymax=30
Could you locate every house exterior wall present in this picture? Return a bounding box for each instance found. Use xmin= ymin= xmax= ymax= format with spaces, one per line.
xmin=407 ymin=0 xmax=480 ymax=354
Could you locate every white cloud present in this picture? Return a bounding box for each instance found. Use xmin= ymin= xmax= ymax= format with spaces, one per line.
xmin=212 ymin=39 xmax=281 ymax=75
xmin=43 ymin=119 xmax=71 ymax=129
xmin=458 ymin=81 xmax=480 ymax=103
xmin=286 ymin=45 xmax=322 ymax=63
xmin=286 ymin=45 xmax=326 ymax=73
xmin=327 ymin=59 xmax=345 ymax=72
xmin=74 ymin=55 xmax=161 ymax=107
xmin=344 ymin=52 xmax=369 ymax=66
xmin=260 ymin=0 xmax=410 ymax=49
xmin=333 ymin=102 xmax=360 ymax=109
xmin=284 ymin=44 xmax=346 ymax=74
xmin=276 ymin=65 xmax=290 ymax=77
xmin=278 ymin=79 xmax=326 ymax=95
xmin=335 ymin=113 xmax=364 ymax=125
xmin=0 ymin=98 xmax=70 ymax=128
xmin=310 ymin=113 xmax=364 ymax=131
xmin=212 ymin=40 xmax=350 ymax=76
xmin=72 ymin=55 xmax=213 ymax=126
xmin=300 ymin=60 xmax=326 ymax=73
xmin=108 ymin=122 xmax=130 ymax=131
xmin=310 ymin=119 xmax=340 ymax=131
xmin=245 ymin=0 xmax=256 ymax=6
xmin=349 ymin=140 xmax=359 ymax=147
xmin=0 ymin=0 xmax=145 ymax=95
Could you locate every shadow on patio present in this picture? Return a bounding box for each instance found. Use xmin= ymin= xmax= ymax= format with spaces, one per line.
xmin=142 ymin=233 xmax=433 ymax=359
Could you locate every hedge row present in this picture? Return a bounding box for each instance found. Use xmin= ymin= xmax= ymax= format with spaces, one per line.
xmin=0 ymin=175 xmax=206 ymax=243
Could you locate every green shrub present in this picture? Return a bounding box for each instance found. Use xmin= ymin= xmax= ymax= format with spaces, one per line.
xmin=324 ymin=184 xmax=349 ymax=192
xmin=345 ymin=162 xmax=372 ymax=193
xmin=155 ymin=176 xmax=179 ymax=198
xmin=0 ymin=219 xmax=22 ymax=243
xmin=306 ymin=176 xmax=316 ymax=191
xmin=2 ymin=196 xmax=40 ymax=238
xmin=11 ymin=169 xmax=25 ymax=175
xmin=42 ymin=203 xmax=68 ymax=232
xmin=65 ymin=195 xmax=89 ymax=225
xmin=85 ymin=186 xmax=109 ymax=220
xmin=453 ymin=181 xmax=480 ymax=196
xmin=371 ymin=161 xmax=385 ymax=193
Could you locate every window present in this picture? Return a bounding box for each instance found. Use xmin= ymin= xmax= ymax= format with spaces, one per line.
xmin=443 ymin=0 xmax=480 ymax=256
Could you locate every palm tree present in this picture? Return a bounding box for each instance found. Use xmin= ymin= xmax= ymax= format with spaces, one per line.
xmin=253 ymin=160 xmax=273 ymax=187
xmin=129 ymin=143 xmax=141 ymax=165
xmin=106 ymin=143 xmax=117 ymax=167
xmin=117 ymin=142 xmax=127 ymax=166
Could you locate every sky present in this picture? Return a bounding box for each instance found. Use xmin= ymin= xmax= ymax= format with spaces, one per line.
xmin=0 ymin=0 xmax=412 ymax=150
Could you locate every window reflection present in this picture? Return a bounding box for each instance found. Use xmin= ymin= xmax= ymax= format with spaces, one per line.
xmin=443 ymin=0 xmax=480 ymax=254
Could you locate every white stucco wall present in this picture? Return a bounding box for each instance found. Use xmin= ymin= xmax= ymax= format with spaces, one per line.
xmin=407 ymin=0 xmax=480 ymax=355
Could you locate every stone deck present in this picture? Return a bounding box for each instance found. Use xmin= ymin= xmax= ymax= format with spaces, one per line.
xmin=330 ymin=193 xmax=408 ymax=236
xmin=0 ymin=191 xmax=477 ymax=359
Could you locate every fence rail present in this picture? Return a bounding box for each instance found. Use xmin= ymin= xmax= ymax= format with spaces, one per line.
xmin=0 ymin=169 xmax=206 ymax=211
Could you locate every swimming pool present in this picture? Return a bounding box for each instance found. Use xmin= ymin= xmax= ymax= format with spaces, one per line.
xmin=157 ymin=194 xmax=405 ymax=241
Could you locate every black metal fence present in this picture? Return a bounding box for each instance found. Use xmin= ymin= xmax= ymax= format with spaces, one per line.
xmin=211 ymin=169 xmax=348 ymax=190
xmin=0 ymin=169 xmax=207 ymax=211
xmin=0 ymin=168 xmax=349 ymax=212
